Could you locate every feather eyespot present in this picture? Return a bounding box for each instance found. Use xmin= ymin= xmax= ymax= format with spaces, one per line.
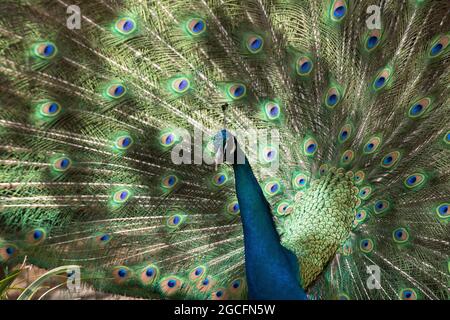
xmin=112 ymin=188 xmax=131 ymax=204
xmin=264 ymin=101 xmax=281 ymax=120
xmin=196 ymin=276 xmax=215 ymax=292
xmin=338 ymin=123 xmax=353 ymax=144
xmin=162 ymin=174 xmax=179 ymax=189
xmin=211 ymin=288 xmax=228 ymax=300
xmin=276 ymin=200 xmax=293 ymax=217
xmin=227 ymin=84 xmax=247 ymax=100
xmin=292 ymin=172 xmax=308 ymax=190
xmin=353 ymin=170 xmax=365 ymax=185
xmin=33 ymin=42 xmax=57 ymax=59
xmin=443 ymin=131 xmax=450 ymax=145
xmin=296 ymin=56 xmax=313 ymax=76
xmin=39 ymin=101 xmax=61 ymax=117
xmin=263 ymin=180 xmax=282 ymax=197
xmin=189 ymin=266 xmax=207 ymax=282
xmin=106 ymin=83 xmax=126 ymax=99
xmin=112 ymin=266 xmax=132 ymax=284
xmin=363 ymin=136 xmax=382 ymax=154
xmin=171 ymin=77 xmax=190 ymax=94
xmin=403 ymin=173 xmax=426 ymax=190
xmin=358 ymin=186 xmax=372 ymax=200
xmin=95 ymin=233 xmax=112 ymax=245
xmin=229 ymin=278 xmax=245 ymax=294
xmin=407 ymin=97 xmax=431 ymax=119
xmin=115 ymin=135 xmax=133 ymax=150
xmin=429 ymin=35 xmax=449 ymax=58
xmin=303 ymin=137 xmax=318 ymax=156
xmin=227 ymin=200 xmax=240 ymax=216
xmin=325 ymin=87 xmax=341 ymax=109
xmin=373 ymin=199 xmax=390 ymax=215
xmin=365 ymin=29 xmax=382 ymax=51
xmin=160 ymin=276 xmax=183 ymax=296
xmin=141 ymin=265 xmax=159 ymax=285
xmin=260 ymin=146 xmax=277 ymax=163
xmin=354 ymin=209 xmax=368 ymax=225
xmin=435 ymin=203 xmax=449 ymax=219
xmin=381 ymin=151 xmax=401 ymax=169
xmin=393 ymin=227 xmax=409 ymax=244
xmin=399 ymin=288 xmax=417 ymax=300
xmin=26 ymin=228 xmax=47 ymax=245
xmin=52 ymin=157 xmax=72 ymax=172
xmin=187 ymin=18 xmax=206 ymax=35
xmin=213 ymin=172 xmax=228 ymax=186
xmin=160 ymin=132 xmax=176 ymax=147
xmin=359 ymin=238 xmax=374 ymax=253
xmin=372 ymin=68 xmax=392 ymax=91
xmin=246 ymin=35 xmax=264 ymax=54
xmin=115 ymin=18 xmax=137 ymax=35
xmin=167 ymin=214 xmax=185 ymax=229
xmin=0 ymin=244 xmax=17 ymax=262
xmin=340 ymin=150 xmax=355 ymax=166
xmin=319 ymin=164 xmax=329 ymax=177
xmin=331 ymin=0 xmax=347 ymax=21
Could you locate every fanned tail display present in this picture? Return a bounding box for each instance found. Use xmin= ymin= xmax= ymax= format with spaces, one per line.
xmin=0 ymin=0 xmax=449 ymax=300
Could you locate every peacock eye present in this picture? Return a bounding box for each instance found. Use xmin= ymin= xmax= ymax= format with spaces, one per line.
xmin=1 ymin=244 xmax=18 ymax=262
xmin=331 ymin=0 xmax=347 ymax=21
xmin=171 ymin=77 xmax=190 ymax=94
xmin=106 ymin=84 xmax=127 ymax=99
xmin=436 ymin=203 xmax=449 ymax=219
xmin=246 ymin=35 xmax=264 ymax=54
xmin=112 ymin=189 xmax=131 ymax=203
xmin=33 ymin=42 xmax=57 ymax=59
xmin=403 ymin=173 xmax=426 ymax=190
xmin=27 ymin=228 xmax=47 ymax=245
xmin=338 ymin=124 xmax=353 ymax=143
xmin=140 ymin=264 xmax=159 ymax=285
xmin=227 ymin=201 xmax=240 ymax=216
xmin=407 ymin=98 xmax=431 ymax=119
xmin=373 ymin=67 xmax=392 ymax=91
xmin=264 ymin=101 xmax=281 ymax=120
xmin=359 ymin=238 xmax=374 ymax=253
xmin=340 ymin=150 xmax=355 ymax=166
xmin=264 ymin=181 xmax=281 ymax=196
xmin=363 ymin=136 xmax=382 ymax=154
xmin=393 ymin=227 xmax=409 ymax=243
xmin=303 ymin=137 xmax=318 ymax=156
xmin=297 ymin=56 xmax=313 ymax=76
xmin=112 ymin=266 xmax=132 ymax=284
xmin=189 ymin=265 xmax=206 ymax=281
xmin=115 ymin=17 xmax=137 ymax=35
xmin=399 ymin=288 xmax=417 ymax=300
xmin=358 ymin=186 xmax=372 ymax=200
xmin=373 ymin=199 xmax=391 ymax=215
xmin=52 ymin=157 xmax=72 ymax=172
xmin=187 ymin=18 xmax=206 ymax=35
xmin=429 ymin=35 xmax=449 ymax=58
xmin=160 ymin=132 xmax=176 ymax=147
xmin=213 ymin=172 xmax=228 ymax=186
xmin=292 ymin=172 xmax=308 ymax=190
xmin=325 ymin=87 xmax=341 ymax=109
xmin=227 ymin=84 xmax=247 ymax=100
xmin=115 ymin=135 xmax=133 ymax=150
xmin=160 ymin=276 xmax=183 ymax=296
xmin=162 ymin=174 xmax=179 ymax=189
xmin=39 ymin=101 xmax=61 ymax=117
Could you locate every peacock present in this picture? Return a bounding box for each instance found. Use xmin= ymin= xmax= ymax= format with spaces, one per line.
xmin=0 ymin=0 xmax=449 ymax=300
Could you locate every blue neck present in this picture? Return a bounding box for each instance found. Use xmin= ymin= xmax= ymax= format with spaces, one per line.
xmin=232 ymin=157 xmax=307 ymax=300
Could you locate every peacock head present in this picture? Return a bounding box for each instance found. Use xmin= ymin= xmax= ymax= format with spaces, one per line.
xmin=280 ymin=167 xmax=358 ymax=288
